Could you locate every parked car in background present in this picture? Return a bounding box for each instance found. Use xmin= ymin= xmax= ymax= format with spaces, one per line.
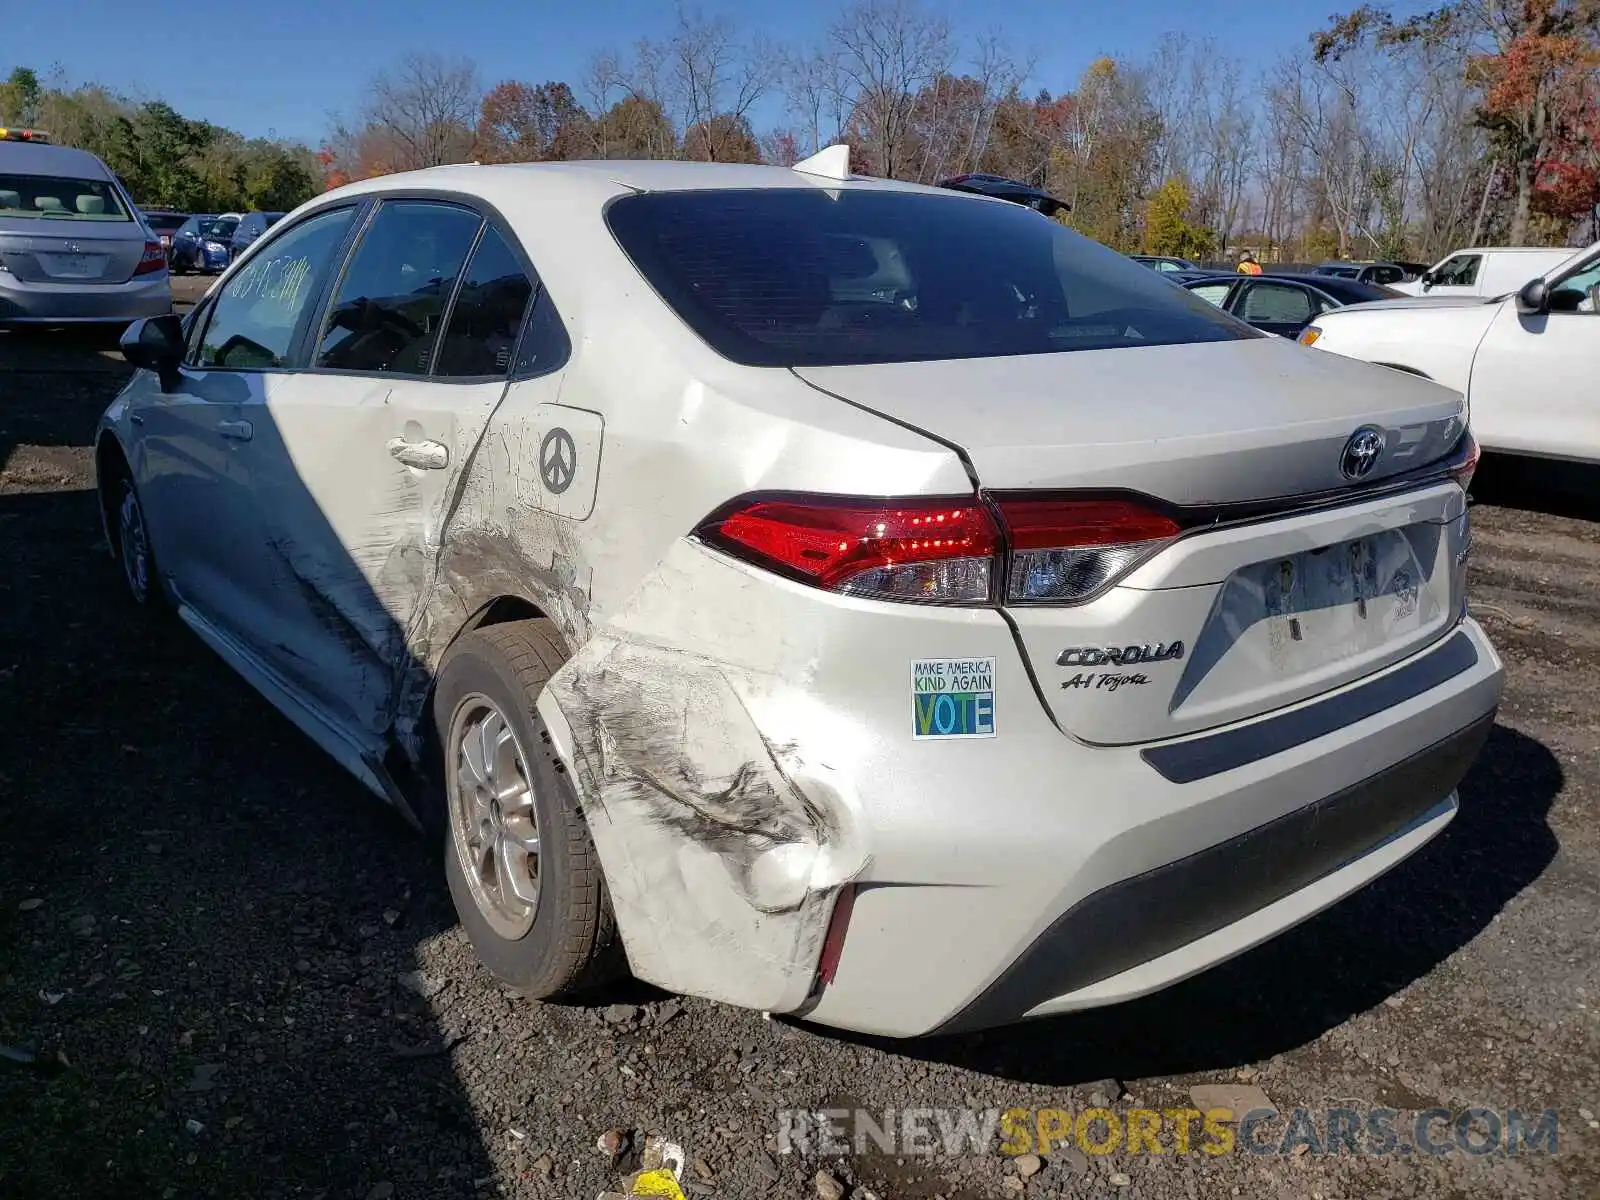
xmin=0 ymin=129 xmax=171 ymax=326
xmin=1311 ymin=260 xmax=1416 ymax=286
xmin=1302 ymin=240 xmax=1600 ymax=465
xmin=1182 ymin=272 xmax=1400 ymax=338
xmin=140 ymin=209 xmax=189 ymax=259
xmin=934 ymin=173 xmax=1069 ymax=215
xmin=99 ymin=154 xmax=1499 ymax=1037
xmin=1131 ymin=254 xmax=1197 ymax=273
xmin=170 ymin=213 xmax=237 ymax=274
xmin=1388 ymin=245 xmax=1578 ymax=298
xmin=228 ymin=210 xmax=286 ymax=259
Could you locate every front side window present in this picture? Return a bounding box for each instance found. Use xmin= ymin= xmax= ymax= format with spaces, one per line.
xmin=197 ymin=205 xmax=356 ymax=369
xmin=435 ymin=226 xmax=535 ymax=377
xmin=1550 ymin=254 xmax=1600 ymax=313
xmin=0 ymin=174 xmax=130 ymax=220
xmin=1432 ymin=254 xmax=1481 ymax=287
xmin=315 ymin=201 xmax=482 ymax=375
xmin=606 ymin=188 xmax=1254 ymax=368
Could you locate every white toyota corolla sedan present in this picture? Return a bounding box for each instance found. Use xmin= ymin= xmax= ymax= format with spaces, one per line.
xmin=97 ymin=150 xmax=1504 ymax=1037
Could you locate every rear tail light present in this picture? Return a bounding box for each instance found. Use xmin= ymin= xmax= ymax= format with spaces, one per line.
xmin=698 ymin=496 xmax=1000 ymax=604
xmin=133 ymin=240 xmax=166 ymax=276
xmin=996 ymin=497 xmax=1182 ymax=603
xmin=1447 ymin=431 xmax=1480 ymax=493
xmin=696 ymin=493 xmax=1179 ymax=606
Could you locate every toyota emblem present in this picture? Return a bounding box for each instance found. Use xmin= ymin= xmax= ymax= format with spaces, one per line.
xmin=1340 ymin=426 xmax=1385 ymax=480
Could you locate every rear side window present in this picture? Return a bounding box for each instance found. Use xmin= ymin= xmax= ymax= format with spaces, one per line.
xmin=197 ymin=206 xmax=356 ymax=369
xmin=0 ymin=174 xmax=129 ymax=220
xmin=315 ymin=201 xmax=482 ymax=375
xmin=606 ymin=189 xmax=1253 ymax=367
xmin=1189 ymin=283 xmax=1232 ymax=307
xmin=1239 ymin=282 xmax=1316 ymax=325
xmin=435 ymin=226 xmax=535 ymax=377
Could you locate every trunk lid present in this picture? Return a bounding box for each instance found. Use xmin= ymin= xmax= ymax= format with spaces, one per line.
xmin=794 ymin=337 xmax=1464 ymax=503
xmin=0 ymin=217 xmax=147 ymax=284
xmin=795 ymin=337 xmax=1471 ymax=745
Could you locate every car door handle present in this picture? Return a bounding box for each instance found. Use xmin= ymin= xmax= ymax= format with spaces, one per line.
xmin=217 ymin=419 xmax=253 ymax=441
xmin=387 ymin=437 xmax=449 ymax=470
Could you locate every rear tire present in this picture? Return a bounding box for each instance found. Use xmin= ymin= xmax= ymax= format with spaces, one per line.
xmin=108 ymin=466 xmax=164 ymax=611
xmin=433 ymin=620 xmax=620 ymax=998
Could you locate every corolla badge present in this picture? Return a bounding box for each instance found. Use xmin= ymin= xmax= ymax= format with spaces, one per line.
xmin=1340 ymin=426 xmax=1386 ymax=480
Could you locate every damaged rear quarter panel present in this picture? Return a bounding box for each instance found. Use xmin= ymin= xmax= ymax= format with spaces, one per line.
xmin=546 ymin=544 xmax=877 ymax=1014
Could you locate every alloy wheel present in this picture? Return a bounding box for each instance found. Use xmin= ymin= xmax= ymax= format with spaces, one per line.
xmin=447 ymin=693 xmax=542 ymax=939
xmin=117 ymin=482 xmax=151 ymax=603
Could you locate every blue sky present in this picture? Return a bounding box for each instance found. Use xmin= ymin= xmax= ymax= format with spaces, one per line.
xmin=8 ymin=0 xmax=1328 ymax=146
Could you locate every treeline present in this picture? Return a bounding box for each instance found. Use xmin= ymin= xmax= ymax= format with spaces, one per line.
xmin=11 ymin=0 xmax=1597 ymax=258
xmin=324 ymin=0 xmax=1600 ymax=261
xmin=0 ymin=67 xmax=319 ymax=213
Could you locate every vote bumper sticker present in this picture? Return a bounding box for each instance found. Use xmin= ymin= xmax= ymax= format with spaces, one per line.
xmin=912 ymin=658 xmax=996 ymax=739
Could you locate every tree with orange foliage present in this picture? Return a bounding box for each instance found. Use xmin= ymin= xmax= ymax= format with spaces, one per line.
xmin=1318 ymin=1 xmax=1600 ymax=242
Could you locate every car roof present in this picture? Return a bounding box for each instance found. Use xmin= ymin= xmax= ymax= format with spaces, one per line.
xmin=1183 ymin=272 xmax=1396 ymax=299
xmin=0 ymin=140 xmax=114 ymax=179
xmin=327 ymin=159 xmax=959 ymax=210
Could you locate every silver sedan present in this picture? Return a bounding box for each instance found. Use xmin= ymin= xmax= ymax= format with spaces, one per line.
xmin=0 ymin=133 xmax=172 ymax=325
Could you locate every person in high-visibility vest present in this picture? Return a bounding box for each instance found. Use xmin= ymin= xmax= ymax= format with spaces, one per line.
xmin=1237 ymin=251 xmax=1263 ymax=275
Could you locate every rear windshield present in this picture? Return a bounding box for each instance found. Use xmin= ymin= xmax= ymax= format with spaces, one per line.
xmin=203 ymin=216 xmax=239 ymax=238
xmin=0 ymin=174 xmax=130 ymax=221
xmin=144 ymin=212 xmax=188 ymax=232
xmin=605 ymin=188 xmax=1255 ymax=367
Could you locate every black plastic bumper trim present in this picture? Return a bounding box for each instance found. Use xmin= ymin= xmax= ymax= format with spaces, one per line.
xmin=1141 ymin=630 xmax=1479 ymax=785
xmin=933 ymin=713 xmax=1493 ymax=1035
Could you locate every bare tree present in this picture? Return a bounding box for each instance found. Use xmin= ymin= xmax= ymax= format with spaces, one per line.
xmin=830 ymin=0 xmax=953 ymax=178
xmin=781 ymin=46 xmax=851 ymax=157
xmin=668 ymin=12 xmax=775 ymax=162
xmin=361 ymin=52 xmax=480 ymax=170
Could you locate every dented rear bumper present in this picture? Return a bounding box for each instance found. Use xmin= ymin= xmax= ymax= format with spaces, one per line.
xmin=538 ymin=537 xmax=1504 ymax=1037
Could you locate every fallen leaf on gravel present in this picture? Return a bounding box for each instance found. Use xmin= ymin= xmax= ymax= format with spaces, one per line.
xmin=396 ymin=970 xmax=445 ymax=999
xmin=388 ymin=1033 xmax=466 ymax=1059
xmin=1189 ymin=1083 xmax=1276 ymax=1120
xmin=814 ymin=1168 xmax=845 ymax=1200
xmin=598 ymin=1128 xmax=630 ymax=1158
xmin=37 ymin=989 xmax=65 ymax=1006
xmin=184 ymin=1118 xmax=204 ymax=1135
xmin=17 ymin=897 xmax=43 ymax=912
xmin=185 ymin=1063 xmax=223 ymax=1092
xmin=1109 ymin=1171 xmax=1131 ymax=1187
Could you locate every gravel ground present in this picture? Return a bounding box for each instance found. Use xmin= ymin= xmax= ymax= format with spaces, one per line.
xmin=1 ymin=277 xmax=1596 ymax=1199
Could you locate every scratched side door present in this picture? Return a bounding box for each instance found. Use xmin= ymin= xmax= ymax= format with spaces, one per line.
xmin=244 ymin=198 xmax=523 ymax=741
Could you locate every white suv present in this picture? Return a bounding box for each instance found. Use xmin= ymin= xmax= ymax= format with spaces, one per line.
xmin=1303 ymin=240 xmax=1600 ymax=465
xmin=96 ymin=155 xmax=1503 ymax=1036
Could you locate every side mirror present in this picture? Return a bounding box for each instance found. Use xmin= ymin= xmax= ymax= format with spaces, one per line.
xmin=120 ymin=314 xmax=185 ymax=392
xmin=1419 ymin=270 xmax=1434 ymax=291
xmin=1516 ymin=278 xmax=1549 ymax=315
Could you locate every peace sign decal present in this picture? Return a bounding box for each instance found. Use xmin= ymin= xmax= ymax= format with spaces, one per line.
xmin=539 ymin=427 xmax=577 ymax=495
